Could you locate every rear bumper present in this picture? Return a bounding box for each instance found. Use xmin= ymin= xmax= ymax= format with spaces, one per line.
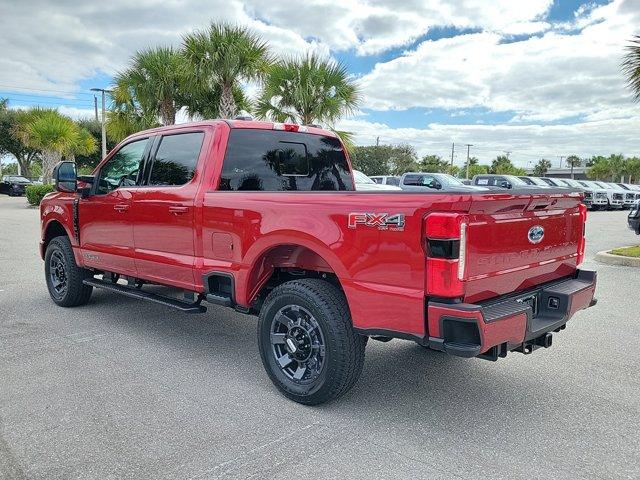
xmin=426 ymin=269 xmax=597 ymax=360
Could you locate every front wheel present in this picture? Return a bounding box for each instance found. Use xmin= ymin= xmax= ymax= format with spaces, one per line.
xmin=45 ymin=236 xmax=93 ymax=307
xmin=258 ymin=279 xmax=367 ymax=405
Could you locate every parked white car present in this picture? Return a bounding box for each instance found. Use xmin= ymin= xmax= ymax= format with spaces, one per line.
xmin=352 ymin=170 xmax=402 ymax=191
xmin=577 ymin=180 xmax=609 ymax=210
xmin=369 ymin=175 xmax=401 ymax=187
xmin=615 ymin=183 xmax=639 ymax=207
xmin=591 ymin=181 xmax=624 ymax=209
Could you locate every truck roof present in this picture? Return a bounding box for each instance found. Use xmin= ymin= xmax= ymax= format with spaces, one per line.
xmin=126 ymin=119 xmax=337 ymax=141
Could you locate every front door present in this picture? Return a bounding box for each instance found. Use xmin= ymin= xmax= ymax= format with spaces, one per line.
xmin=79 ymin=137 xmax=150 ymax=276
xmin=130 ymin=131 xmax=205 ymax=290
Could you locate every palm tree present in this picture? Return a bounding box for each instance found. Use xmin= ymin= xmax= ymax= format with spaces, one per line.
xmin=533 ymin=159 xmax=552 ymax=177
xmin=107 ymin=84 xmax=160 ymax=142
xmin=623 ymin=36 xmax=640 ymax=101
xmin=114 ymin=46 xmax=188 ymax=126
xmin=565 ymin=155 xmax=581 ymax=179
xmin=255 ymin=54 xmax=361 ymax=126
xmin=183 ymin=23 xmax=271 ymax=119
xmin=15 ymin=109 xmax=96 ymax=183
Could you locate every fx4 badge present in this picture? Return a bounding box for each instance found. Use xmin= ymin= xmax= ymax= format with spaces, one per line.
xmin=348 ymin=213 xmax=405 ymax=231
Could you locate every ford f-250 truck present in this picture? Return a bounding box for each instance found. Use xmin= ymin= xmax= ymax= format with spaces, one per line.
xmin=40 ymin=119 xmax=597 ymax=405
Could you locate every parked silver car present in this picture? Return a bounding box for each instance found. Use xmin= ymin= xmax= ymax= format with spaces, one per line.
xmin=401 ymin=172 xmax=488 ymax=191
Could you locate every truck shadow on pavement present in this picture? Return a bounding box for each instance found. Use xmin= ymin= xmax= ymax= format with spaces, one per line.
xmin=84 ymin=286 xmax=574 ymax=429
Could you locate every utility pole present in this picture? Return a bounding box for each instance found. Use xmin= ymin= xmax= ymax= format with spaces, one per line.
xmin=91 ymin=88 xmax=110 ymax=159
xmin=558 ymin=155 xmax=565 ymax=169
xmin=375 ymin=136 xmax=380 ymax=147
xmin=503 ymin=150 xmax=512 ymax=159
xmin=465 ymin=144 xmax=473 ymax=179
xmin=450 ymin=142 xmax=455 ymax=168
xmin=93 ymin=96 xmax=99 ymax=122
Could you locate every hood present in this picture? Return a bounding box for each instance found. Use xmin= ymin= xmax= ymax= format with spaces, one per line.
xmin=354 ymin=183 xmax=402 ymax=191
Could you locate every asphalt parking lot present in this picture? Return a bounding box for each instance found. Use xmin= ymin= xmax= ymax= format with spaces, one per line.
xmin=1 ymin=195 xmax=639 ymax=479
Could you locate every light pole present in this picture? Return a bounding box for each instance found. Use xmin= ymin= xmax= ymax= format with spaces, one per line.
xmin=91 ymin=88 xmax=110 ymax=159
xmin=465 ymin=144 xmax=473 ymax=179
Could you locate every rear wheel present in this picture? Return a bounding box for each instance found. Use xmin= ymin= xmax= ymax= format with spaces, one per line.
xmin=258 ymin=279 xmax=367 ymax=405
xmin=45 ymin=236 xmax=93 ymax=307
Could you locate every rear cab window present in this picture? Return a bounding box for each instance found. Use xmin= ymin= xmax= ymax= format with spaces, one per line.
xmin=219 ymin=130 xmax=354 ymax=191
xmin=148 ymin=132 xmax=205 ymax=186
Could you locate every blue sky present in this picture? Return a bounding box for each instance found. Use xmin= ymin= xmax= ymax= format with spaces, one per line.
xmin=1 ymin=0 xmax=638 ymax=167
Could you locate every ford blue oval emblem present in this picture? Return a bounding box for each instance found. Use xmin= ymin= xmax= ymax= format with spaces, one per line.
xmin=528 ymin=225 xmax=545 ymax=244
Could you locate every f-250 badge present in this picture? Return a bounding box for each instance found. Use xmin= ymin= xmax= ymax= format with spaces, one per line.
xmin=348 ymin=213 xmax=405 ymax=231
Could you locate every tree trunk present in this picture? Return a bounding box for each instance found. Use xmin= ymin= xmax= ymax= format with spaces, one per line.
xmin=16 ymin=153 xmax=33 ymax=178
xmin=219 ymin=84 xmax=236 ymax=119
xmin=42 ymin=150 xmax=62 ymax=184
xmin=161 ymin=99 xmax=176 ymax=125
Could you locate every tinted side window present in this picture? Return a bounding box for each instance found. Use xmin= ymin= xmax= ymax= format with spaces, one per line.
xmin=149 ymin=132 xmax=204 ymax=186
xmin=219 ymin=130 xmax=353 ymax=191
xmin=403 ymin=175 xmax=423 ymax=186
xmin=96 ymin=138 xmax=148 ymax=194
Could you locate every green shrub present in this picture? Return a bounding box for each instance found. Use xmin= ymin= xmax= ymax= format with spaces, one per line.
xmin=25 ymin=184 xmax=54 ymax=206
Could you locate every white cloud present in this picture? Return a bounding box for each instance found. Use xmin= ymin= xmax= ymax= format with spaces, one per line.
xmin=2 ymin=0 xmax=640 ymax=162
xmin=359 ymin=0 xmax=640 ymax=125
xmin=337 ymin=114 xmax=640 ymax=166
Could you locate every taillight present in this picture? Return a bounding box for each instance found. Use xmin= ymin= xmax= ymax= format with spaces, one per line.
xmin=424 ymin=213 xmax=469 ymax=298
xmin=577 ymin=203 xmax=587 ymax=266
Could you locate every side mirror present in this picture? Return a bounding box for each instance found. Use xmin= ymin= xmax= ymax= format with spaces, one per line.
xmin=500 ymin=181 xmax=512 ymax=189
xmin=53 ymin=161 xmax=77 ymax=193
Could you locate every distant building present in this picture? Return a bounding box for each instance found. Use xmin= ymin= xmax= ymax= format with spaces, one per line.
xmin=524 ymin=166 xmax=589 ymax=180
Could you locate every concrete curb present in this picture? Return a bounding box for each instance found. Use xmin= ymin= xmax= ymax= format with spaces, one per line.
xmin=595 ymin=249 xmax=640 ymax=267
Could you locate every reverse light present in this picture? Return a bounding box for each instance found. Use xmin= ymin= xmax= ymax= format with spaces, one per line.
xmin=423 ymin=213 xmax=469 ymax=298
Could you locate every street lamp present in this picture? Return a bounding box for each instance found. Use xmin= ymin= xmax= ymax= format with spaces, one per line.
xmin=90 ymin=88 xmax=111 ymax=159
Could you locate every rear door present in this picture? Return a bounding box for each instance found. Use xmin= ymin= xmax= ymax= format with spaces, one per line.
xmin=130 ymin=130 xmax=206 ymax=290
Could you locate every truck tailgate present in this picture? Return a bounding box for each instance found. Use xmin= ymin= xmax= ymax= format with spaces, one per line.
xmin=462 ymin=191 xmax=585 ymax=303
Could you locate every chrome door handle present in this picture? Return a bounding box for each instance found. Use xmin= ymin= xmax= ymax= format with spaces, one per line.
xmin=114 ymin=204 xmax=129 ymax=212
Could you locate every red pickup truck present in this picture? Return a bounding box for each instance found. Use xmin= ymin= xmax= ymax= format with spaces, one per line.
xmin=40 ymin=119 xmax=597 ymax=404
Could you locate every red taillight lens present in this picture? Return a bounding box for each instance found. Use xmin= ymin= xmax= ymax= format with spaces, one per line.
xmin=577 ymin=203 xmax=587 ymax=266
xmin=424 ymin=213 xmax=468 ymax=298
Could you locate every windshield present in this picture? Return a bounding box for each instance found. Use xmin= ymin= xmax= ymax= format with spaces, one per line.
xmin=352 ymin=170 xmax=376 ymax=184
xmin=437 ymin=174 xmax=465 ymax=186
xmin=563 ymin=179 xmax=581 ymax=187
xmin=617 ymin=183 xmax=630 ymax=190
xmin=503 ymin=175 xmax=527 ymax=186
xmin=8 ymin=176 xmax=30 ymax=182
xmin=594 ymin=182 xmax=611 ymax=189
xmin=530 ymin=177 xmax=549 ymax=186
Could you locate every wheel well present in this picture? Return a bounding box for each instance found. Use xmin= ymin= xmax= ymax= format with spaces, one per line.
xmin=44 ymin=221 xmax=68 ymax=251
xmin=247 ymin=245 xmax=342 ymax=312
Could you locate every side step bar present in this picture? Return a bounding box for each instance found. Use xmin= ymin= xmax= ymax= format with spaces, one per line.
xmin=83 ymin=278 xmax=207 ymax=314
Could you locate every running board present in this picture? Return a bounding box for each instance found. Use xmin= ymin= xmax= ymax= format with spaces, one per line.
xmin=83 ymin=278 xmax=207 ymax=314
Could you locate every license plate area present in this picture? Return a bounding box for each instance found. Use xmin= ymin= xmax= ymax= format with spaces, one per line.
xmin=517 ymin=293 xmax=538 ymax=317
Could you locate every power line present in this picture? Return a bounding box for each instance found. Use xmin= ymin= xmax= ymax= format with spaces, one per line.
xmin=1 ymin=96 xmax=95 ymax=107
xmin=0 ymin=83 xmax=95 ymax=97
xmin=0 ymin=91 xmax=94 ymax=102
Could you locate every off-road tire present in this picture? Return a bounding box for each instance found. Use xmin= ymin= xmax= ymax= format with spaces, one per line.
xmin=258 ymin=279 xmax=367 ymax=405
xmin=45 ymin=236 xmax=93 ymax=307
